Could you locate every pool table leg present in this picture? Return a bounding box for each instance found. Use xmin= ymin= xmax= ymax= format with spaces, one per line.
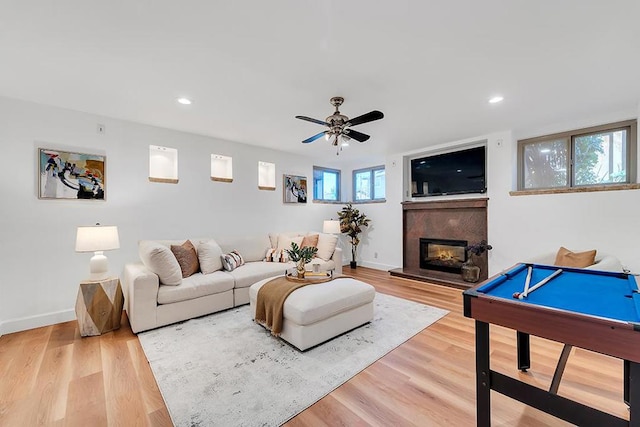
xmin=516 ymin=331 xmax=530 ymax=371
xmin=630 ymin=361 xmax=639 ymax=427
xmin=625 ymin=360 xmax=630 ymax=406
xmin=476 ymin=321 xmax=491 ymax=427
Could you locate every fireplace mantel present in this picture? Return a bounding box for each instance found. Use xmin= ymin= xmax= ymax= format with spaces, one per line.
xmin=391 ymin=197 xmax=489 ymax=289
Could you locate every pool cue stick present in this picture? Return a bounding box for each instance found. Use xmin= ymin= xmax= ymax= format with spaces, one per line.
xmin=513 ymin=268 xmax=563 ymax=299
xmin=522 ymin=266 xmax=533 ymax=298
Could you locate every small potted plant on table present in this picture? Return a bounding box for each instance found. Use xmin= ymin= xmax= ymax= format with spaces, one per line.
xmin=337 ymin=203 xmax=371 ymax=269
xmin=285 ymin=242 xmax=318 ymax=279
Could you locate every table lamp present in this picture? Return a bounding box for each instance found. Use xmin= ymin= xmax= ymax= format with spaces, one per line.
xmin=75 ymin=223 xmax=120 ymax=281
xmin=322 ymin=220 xmax=341 ymax=235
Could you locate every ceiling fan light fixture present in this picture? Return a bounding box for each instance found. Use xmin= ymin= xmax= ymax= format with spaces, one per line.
xmin=296 ymin=97 xmax=384 ymax=154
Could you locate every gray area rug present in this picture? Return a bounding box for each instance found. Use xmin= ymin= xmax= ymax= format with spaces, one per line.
xmin=138 ymin=292 xmax=449 ymax=427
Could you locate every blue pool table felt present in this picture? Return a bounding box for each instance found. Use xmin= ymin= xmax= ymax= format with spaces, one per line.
xmin=476 ymin=264 xmax=640 ymax=324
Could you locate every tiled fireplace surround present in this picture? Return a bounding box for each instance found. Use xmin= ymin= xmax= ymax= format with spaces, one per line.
xmin=390 ymin=198 xmax=489 ymax=289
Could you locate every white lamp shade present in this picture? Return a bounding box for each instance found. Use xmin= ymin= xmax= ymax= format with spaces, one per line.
xmin=75 ymin=225 xmax=120 ymax=252
xmin=323 ymin=220 xmax=341 ymax=234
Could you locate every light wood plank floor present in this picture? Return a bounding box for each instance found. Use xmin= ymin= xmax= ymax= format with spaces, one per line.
xmin=0 ymin=267 xmax=628 ymax=426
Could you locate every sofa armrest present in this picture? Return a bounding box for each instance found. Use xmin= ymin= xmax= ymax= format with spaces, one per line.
xmin=123 ymin=263 xmax=160 ymax=333
xmin=331 ymin=246 xmax=343 ymax=275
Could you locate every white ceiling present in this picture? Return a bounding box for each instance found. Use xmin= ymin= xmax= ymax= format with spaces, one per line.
xmin=1 ymin=1 xmax=639 ymax=163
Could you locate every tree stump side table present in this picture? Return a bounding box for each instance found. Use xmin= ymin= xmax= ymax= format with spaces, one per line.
xmin=75 ymin=277 xmax=124 ymax=337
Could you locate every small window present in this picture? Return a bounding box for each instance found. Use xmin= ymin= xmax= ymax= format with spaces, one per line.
xmin=353 ymin=165 xmax=385 ymax=201
xmin=518 ymin=120 xmax=637 ymax=190
xmin=313 ymin=166 xmax=340 ymax=201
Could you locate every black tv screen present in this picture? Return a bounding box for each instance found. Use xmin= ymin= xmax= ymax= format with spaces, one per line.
xmin=411 ymin=146 xmax=486 ymax=197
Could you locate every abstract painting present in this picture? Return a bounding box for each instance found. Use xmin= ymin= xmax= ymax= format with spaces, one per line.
xmin=283 ymin=174 xmax=307 ymax=203
xmin=39 ymin=148 xmax=106 ymax=200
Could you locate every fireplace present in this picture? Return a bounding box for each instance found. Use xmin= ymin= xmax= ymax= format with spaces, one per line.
xmin=420 ymin=238 xmax=467 ymax=273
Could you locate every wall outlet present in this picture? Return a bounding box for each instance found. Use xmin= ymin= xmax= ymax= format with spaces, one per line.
xmin=97 ymin=124 xmax=106 ymax=134
xmin=374 ymin=252 xmax=378 ymax=259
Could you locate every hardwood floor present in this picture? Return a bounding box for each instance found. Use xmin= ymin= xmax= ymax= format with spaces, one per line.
xmin=0 ymin=267 xmax=628 ymax=426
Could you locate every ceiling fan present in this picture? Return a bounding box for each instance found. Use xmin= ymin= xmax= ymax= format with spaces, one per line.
xmin=295 ymin=97 xmax=384 ymax=154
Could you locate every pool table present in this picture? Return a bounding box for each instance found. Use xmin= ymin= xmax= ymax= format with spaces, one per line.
xmin=463 ymin=263 xmax=640 ymax=427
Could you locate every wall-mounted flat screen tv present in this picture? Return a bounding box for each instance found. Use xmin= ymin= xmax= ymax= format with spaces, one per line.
xmin=411 ymin=146 xmax=486 ymax=197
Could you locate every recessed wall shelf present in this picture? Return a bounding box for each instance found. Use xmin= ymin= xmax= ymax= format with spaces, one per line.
xmin=258 ymin=161 xmax=276 ymax=190
xmin=149 ymin=145 xmax=178 ymax=184
xmin=211 ymin=154 xmax=233 ymax=183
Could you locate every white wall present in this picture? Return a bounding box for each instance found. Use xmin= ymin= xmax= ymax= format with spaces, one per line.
xmin=351 ymin=110 xmax=640 ymax=278
xmin=0 ymin=97 xmax=342 ymax=335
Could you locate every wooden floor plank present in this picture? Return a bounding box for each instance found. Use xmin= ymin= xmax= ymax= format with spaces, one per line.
xmin=0 ymin=266 xmax=629 ymax=426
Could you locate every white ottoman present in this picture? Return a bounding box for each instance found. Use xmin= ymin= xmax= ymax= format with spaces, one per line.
xmin=249 ymin=277 xmax=376 ymax=351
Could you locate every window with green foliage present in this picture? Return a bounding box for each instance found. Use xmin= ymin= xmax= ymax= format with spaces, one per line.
xmin=353 ymin=165 xmax=385 ymax=201
xmin=313 ymin=166 xmax=340 ymax=201
xmin=518 ymin=120 xmax=637 ymax=190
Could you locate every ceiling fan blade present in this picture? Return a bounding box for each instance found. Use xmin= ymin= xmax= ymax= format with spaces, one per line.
xmin=295 ymin=115 xmax=329 ymax=126
xmin=346 ymin=110 xmax=384 ymax=127
xmin=343 ymin=129 xmax=370 ymax=143
xmin=302 ymin=131 xmax=327 ymax=144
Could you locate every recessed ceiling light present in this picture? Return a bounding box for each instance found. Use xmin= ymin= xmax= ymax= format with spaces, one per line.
xmin=488 ymin=96 xmax=504 ymax=104
xmin=177 ymin=97 xmax=192 ymax=105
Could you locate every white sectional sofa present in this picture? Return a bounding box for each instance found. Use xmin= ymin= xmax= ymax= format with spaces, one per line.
xmin=123 ymin=232 xmax=342 ymax=333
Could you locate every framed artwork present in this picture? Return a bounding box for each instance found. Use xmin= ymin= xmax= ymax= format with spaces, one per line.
xmin=38 ymin=148 xmax=106 ymax=200
xmin=283 ymin=174 xmax=307 ymax=204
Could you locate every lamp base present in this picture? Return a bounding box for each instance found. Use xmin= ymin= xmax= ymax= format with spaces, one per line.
xmin=88 ymin=251 xmax=110 ymax=281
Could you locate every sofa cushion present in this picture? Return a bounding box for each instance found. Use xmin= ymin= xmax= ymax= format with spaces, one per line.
xmin=157 ymin=271 xmax=234 ymax=304
xmin=276 ymin=234 xmax=304 ymax=252
xmin=283 ymin=278 xmax=376 ymax=326
xmin=217 ymin=235 xmax=271 ymax=263
xmin=228 ymin=261 xmax=292 ymax=289
xmin=198 ymin=240 xmax=224 ymax=274
xmin=269 ymin=232 xmax=304 ymax=249
xmin=316 ymin=233 xmax=338 ymax=261
xmin=221 ymin=250 xmax=245 ymax=272
xmin=139 ymin=240 xmax=182 ymax=286
xmin=305 ymin=258 xmax=336 ymax=272
xmin=170 ymin=240 xmax=200 ymax=278
xmin=554 ymin=247 xmax=597 ymax=268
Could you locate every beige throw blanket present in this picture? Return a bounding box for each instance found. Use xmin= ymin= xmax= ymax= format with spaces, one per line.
xmin=254 ymin=276 xmax=311 ymax=336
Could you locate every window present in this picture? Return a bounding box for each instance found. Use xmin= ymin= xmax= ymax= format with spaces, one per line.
xmin=313 ymin=166 xmax=340 ymax=201
xmin=353 ymin=165 xmax=385 ymax=201
xmin=518 ymin=120 xmax=637 ymax=190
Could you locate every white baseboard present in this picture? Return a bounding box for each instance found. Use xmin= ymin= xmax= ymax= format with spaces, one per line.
xmin=0 ymin=309 xmax=76 ymax=336
xmin=356 ymin=260 xmax=399 ymax=271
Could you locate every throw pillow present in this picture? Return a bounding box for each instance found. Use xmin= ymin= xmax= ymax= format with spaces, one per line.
xmin=138 ymin=240 xmax=182 ymax=286
xmin=301 ymin=234 xmax=319 ymax=249
xmin=221 ymin=250 xmax=245 ymax=271
xmin=554 ymin=247 xmax=597 ymax=268
xmin=276 ymin=234 xmax=304 ymax=252
xmin=198 ymin=240 xmax=224 ymax=274
xmin=171 ymin=240 xmax=200 ymax=278
xmin=316 ymin=233 xmax=338 ymax=261
xmin=264 ymin=248 xmax=290 ymax=263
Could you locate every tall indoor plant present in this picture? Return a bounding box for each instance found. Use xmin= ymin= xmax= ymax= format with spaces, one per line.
xmin=337 ymin=203 xmax=371 ymax=268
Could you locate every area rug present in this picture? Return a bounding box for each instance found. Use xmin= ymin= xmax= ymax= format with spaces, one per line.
xmin=138 ymin=292 xmax=448 ymax=427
